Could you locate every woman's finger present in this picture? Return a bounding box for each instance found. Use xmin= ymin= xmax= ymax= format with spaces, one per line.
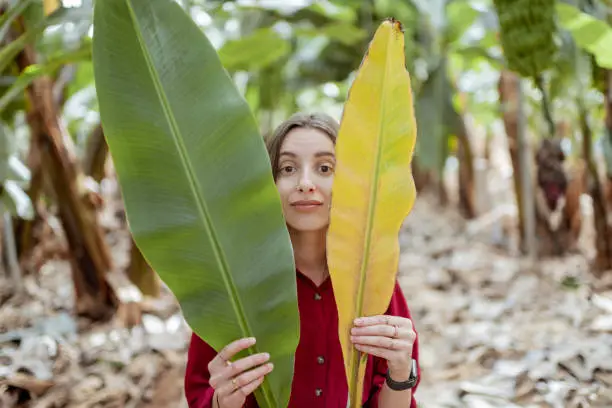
xmin=224 ymin=352 xmax=270 ymax=379
xmin=209 ymin=352 xmax=270 ymax=389
xmin=236 ymin=375 xmax=266 ymax=397
xmin=351 ymin=324 xmax=393 ymax=337
xmin=209 ymin=337 xmax=256 ymax=373
xmin=220 ymin=375 xmax=266 ymax=408
xmin=353 ymin=315 xmax=412 ymax=329
xmin=351 ymin=335 xmax=412 ymax=351
xmin=354 ymin=343 xmax=396 ymax=360
xmin=351 ymin=324 xmax=413 ymax=339
xmin=355 ymin=325 xmax=415 ymax=341
xmin=216 ymin=362 xmax=274 ymax=397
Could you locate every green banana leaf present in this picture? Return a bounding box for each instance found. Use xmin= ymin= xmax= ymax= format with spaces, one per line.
xmin=294 ymin=22 xmax=367 ymax=46
xmin=0 ymin=5 xmax=90 ymax=74
xmin=218 ymin=28 xmax=291 ymax=72
xmin=556 ymin=3 xmax=612 ymax=69
xmin=0 ymin=0 xmax=34 ymax=42
xmin=445 ymin=0 xmax=480 ymax=44
xmin=0 ymin=41 xmax=92 ymax=113
xmin=414 ymin=57 xmax=464 ymax=175
xmin=92 ymin=1 xmax=300 ymax=407
xmin=414 ymin=59 xmax=446 ymax=173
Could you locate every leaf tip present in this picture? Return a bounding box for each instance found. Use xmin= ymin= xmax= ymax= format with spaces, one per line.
xmin=383 ymin=17 xmax=404 ymax=34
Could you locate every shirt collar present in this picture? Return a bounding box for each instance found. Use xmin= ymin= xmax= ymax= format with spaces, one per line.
xmin=296 ymin=268 xmax=332 ymax=291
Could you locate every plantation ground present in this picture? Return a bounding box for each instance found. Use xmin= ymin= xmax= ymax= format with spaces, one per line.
xmin=1 ymin=188 xmax=611 ymax=408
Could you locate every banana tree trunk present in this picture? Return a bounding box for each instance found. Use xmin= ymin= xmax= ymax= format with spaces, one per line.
xmin=83 ymin=124 xmax=109 ymax=182
xmin=606 ymin=69 xmax=612 ymax=194
xmin=604 ymin=69 xmax=612 ymax=273
xmin=33 ymin=77 xmax=116 ymax=318
xmin=2 ymin=211 xmax=22 ymax=290
xmin=457 ymin=116 xmax=476 ymax=219
xmin=14 ymin=119 xmax=43 ymax=262
xmin=484 ymin=128 xmax=492 ymax=162
xmin=580 ymin=104 xmax=612 ymax=273
xmin=499 ymin=71 xmax=527 ymax=250
xmin=11 ymin=24 xmax=45 ymax=261
xmin=411 ymin=159 xmax=432 ymax=192
xmin=607 ymin=69 xmax=612 ymax=130
xmin=438 ymin=134 xmax=448 ymax=206
xmin=127 ymin=237 xmax=160 ymax=298
xmin=516 ymin=78 xmax=539 ymax=259
xmin=17 ymin=40 xmax=116 ymax=319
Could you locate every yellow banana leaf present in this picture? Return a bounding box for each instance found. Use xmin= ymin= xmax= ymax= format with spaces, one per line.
xmin=327 ymin=18 xmax=417 ymax=407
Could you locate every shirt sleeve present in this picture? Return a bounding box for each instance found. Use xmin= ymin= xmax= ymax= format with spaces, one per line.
xmin=367 ymin=280 xmax=421 ymax=408
xmin=184 ymin=332 xmax=218 ymax=408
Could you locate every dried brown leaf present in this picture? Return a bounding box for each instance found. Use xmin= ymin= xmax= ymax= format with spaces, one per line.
xmin=0 ymin=373 xmax=54 ymax=397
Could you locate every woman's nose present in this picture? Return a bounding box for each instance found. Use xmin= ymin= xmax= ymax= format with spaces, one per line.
xmin=296 ymin=179 xmax=316 ymax=193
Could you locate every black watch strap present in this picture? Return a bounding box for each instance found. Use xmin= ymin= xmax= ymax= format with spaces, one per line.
xmin=385 ymin=359 xmax=418 ymax=391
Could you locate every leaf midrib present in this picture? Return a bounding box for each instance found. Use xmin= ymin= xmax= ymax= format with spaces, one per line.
xmin=124 ymin=1 xmax=274 ymax=406
xmin=351 ymin=25 xmax=394 ymax=402
xmin=357 ymin=27 xmax=392 ymax=335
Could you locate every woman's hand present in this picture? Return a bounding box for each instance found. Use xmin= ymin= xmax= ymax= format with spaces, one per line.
xmin=208 ymin=337 xmax=274 ymax=408
xmin=350 ymin=315 xmax=416 ymax=380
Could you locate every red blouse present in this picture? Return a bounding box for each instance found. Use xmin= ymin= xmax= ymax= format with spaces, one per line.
xmin=184 ymin=271 xmax=420 ymax=408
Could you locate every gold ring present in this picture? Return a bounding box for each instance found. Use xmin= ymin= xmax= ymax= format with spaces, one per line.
xmin=232 ymin=378 xmax=238 ymax=390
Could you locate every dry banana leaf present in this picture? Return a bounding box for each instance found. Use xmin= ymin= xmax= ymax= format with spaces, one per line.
xmin=327 ymin=18 xmax=418 ymax=407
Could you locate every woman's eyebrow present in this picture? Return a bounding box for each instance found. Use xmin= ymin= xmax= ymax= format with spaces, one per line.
xmin=279 ymin=151 xmax=335 ymax=158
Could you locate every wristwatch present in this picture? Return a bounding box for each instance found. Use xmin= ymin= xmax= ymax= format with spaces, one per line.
xmin=385 ymin=359 xmax=418 ymax=391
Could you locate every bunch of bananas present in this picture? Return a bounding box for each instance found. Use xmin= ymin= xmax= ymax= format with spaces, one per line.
xmin=493 ymin=0 xmax=558 ymax=78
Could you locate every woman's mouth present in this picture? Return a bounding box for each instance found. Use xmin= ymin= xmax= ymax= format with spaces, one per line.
xmin=291 ymin=200 xmax=323 ymax=211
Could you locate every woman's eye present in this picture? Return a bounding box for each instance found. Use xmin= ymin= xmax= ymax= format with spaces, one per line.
xmin=320 ymin=165 xmax=333 ymax=174
xmin=281 ymin=165 xmax=295 ymax=174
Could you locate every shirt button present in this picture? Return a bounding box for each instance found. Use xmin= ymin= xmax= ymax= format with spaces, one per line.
xmin=317 ymin=356 xmax=325 ymax=364
xmin=314 ymin=293 xmax=322 ymax=300
xmin=315 ymin=388 xmax=323 ymax=397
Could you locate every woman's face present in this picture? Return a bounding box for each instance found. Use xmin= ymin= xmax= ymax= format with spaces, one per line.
xmin=275 ymin=127 xmax=335 ymax=233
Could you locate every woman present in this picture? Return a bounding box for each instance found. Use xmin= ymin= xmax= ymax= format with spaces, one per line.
xmin=184 ymin=112 xmax=420 ymax=408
